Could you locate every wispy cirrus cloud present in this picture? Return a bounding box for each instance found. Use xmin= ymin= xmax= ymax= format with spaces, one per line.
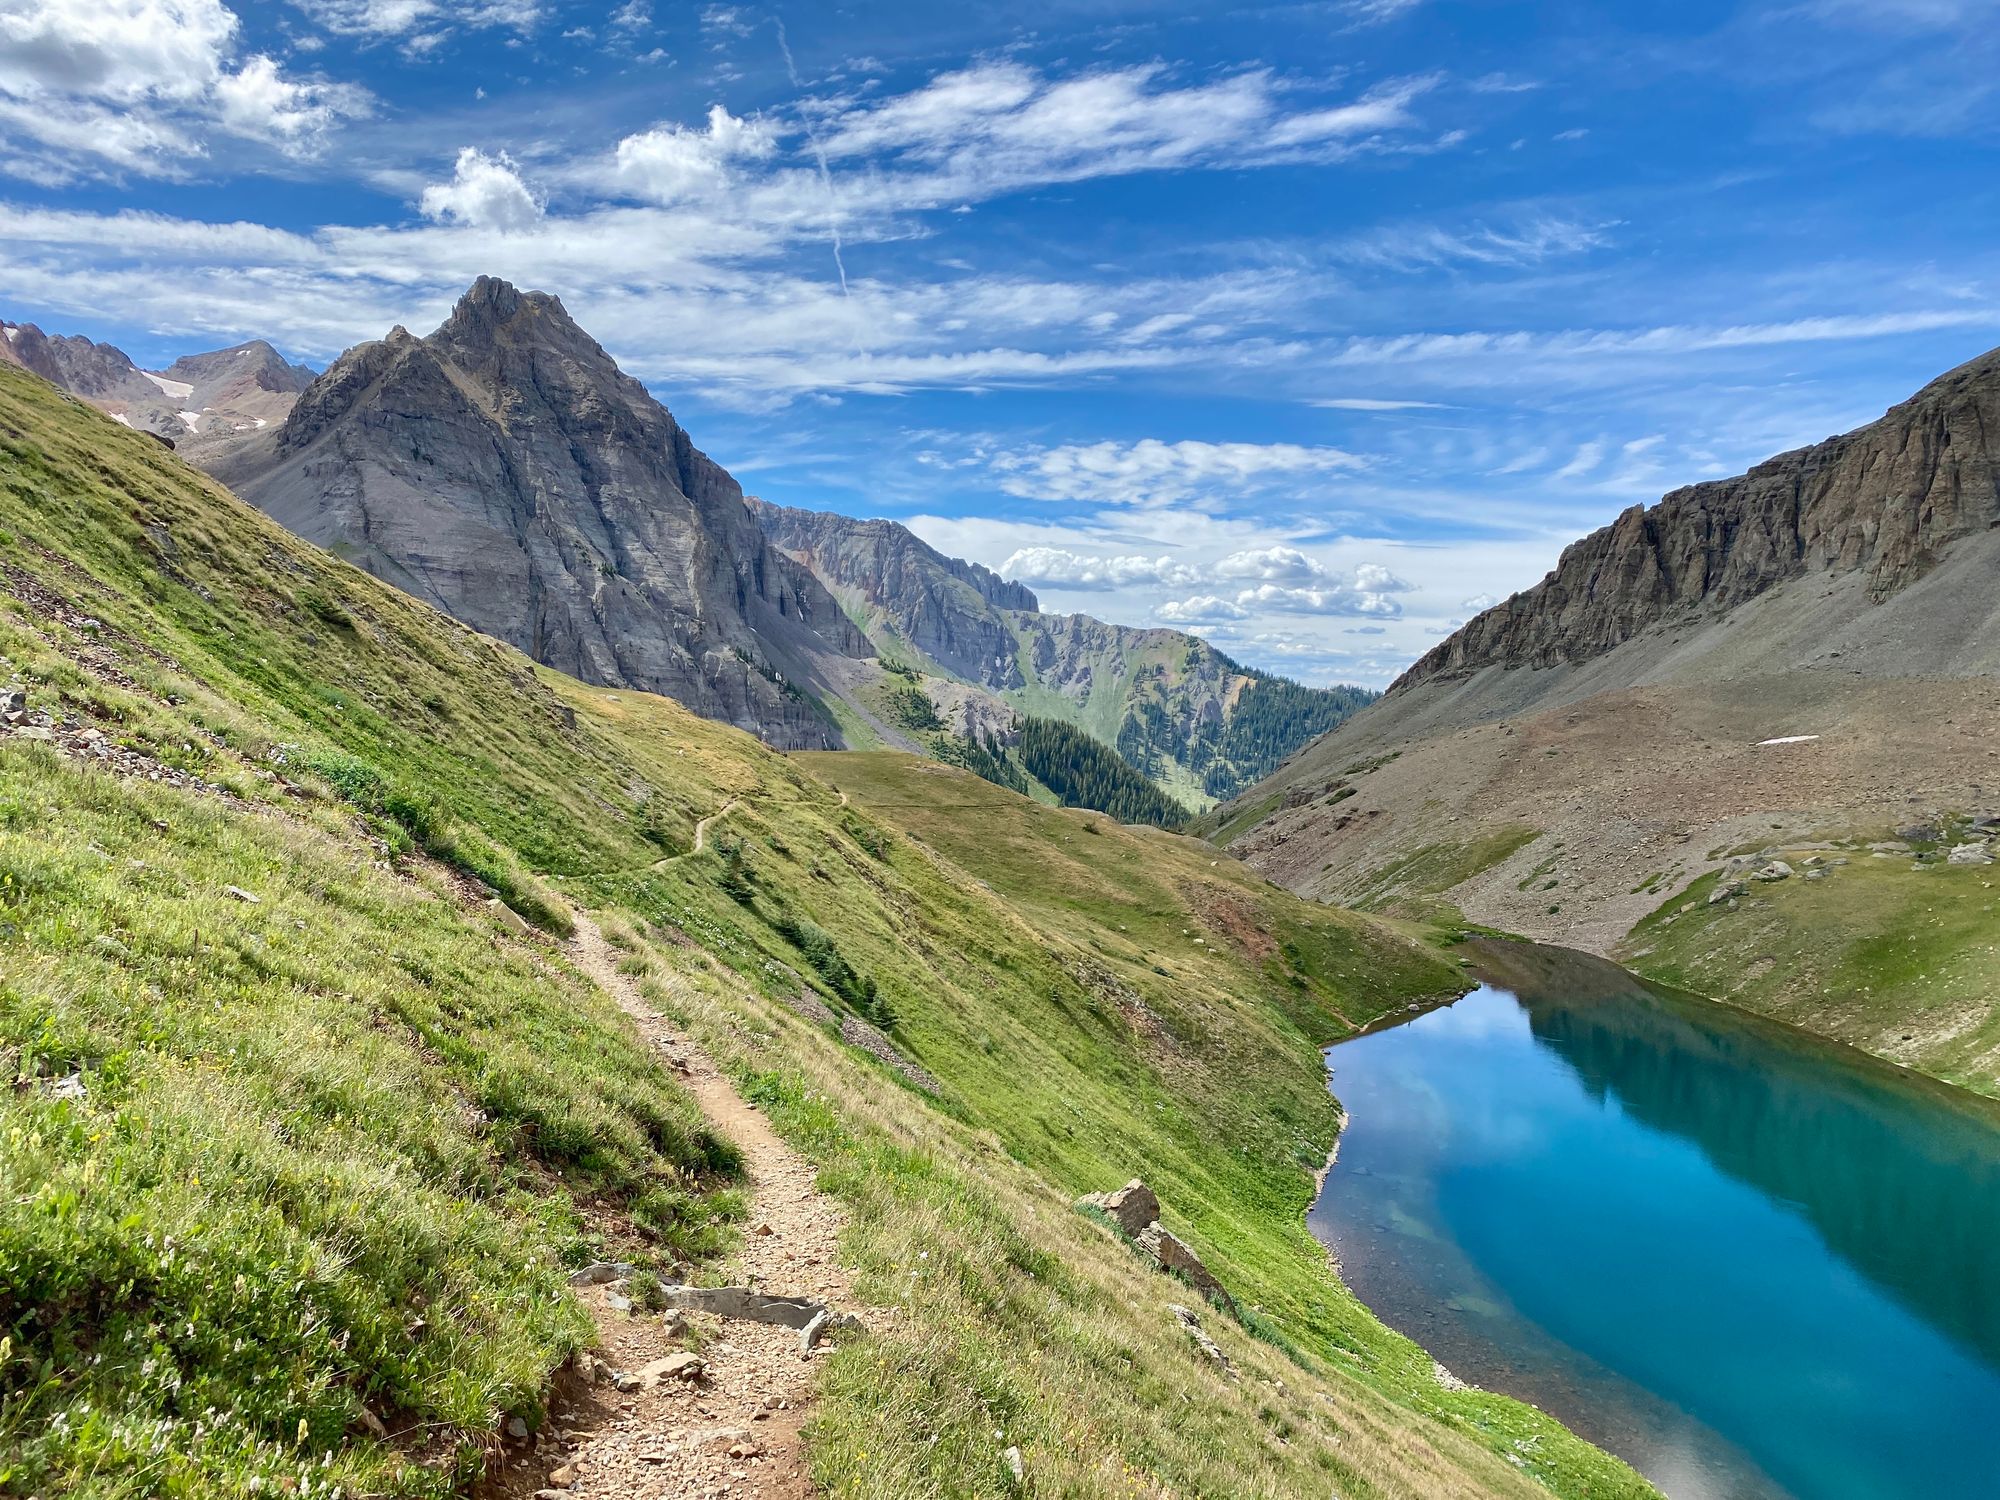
xmin=286 ymin=0 xmax=543 ymax=39
xmin=990 ymin=438 xmax=1366 ymax=509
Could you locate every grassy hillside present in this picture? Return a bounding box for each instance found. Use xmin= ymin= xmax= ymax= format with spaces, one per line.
xmin=1621 ymin=831 xmax=2000 ymax=1098
xmin=0 ymin=365 xmax=1652 ymax=1498
xmin=0 ymin=377 xmax=741 ymax=1496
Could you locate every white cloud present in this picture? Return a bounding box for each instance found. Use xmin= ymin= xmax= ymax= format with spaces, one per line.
xmin=1160 ymin=562 xmax=1413 ymax=621
xmin=1157 ymin=595 xmax=1249 ymax=623
xmin=1000 ymin=547 xmax=1201 ymax=590
xmin=288 ymin=0 xmax=542 ymax=37
xmin=1327 ymin=214 xmax=1613 ymax=274
xmin=1265 ymin=75 xmax=1437 ymax=146
xmin=1236 ymin=569 xmax=1410 ymax=617
xmin=992 ymin=438 xmax=1366 ymax=508
xmin=1461 ymin=592 xmax=1499 ymax=611
xmin=615 ymin=105 xmax=777 ymax=203
xmin=1353 ymin=562 xmax=1412 ymax=592
xmin=1552 ymin=441 xmax=1605 ymax=480
xmin=609 ymin=0 xmax=650 ymax=33
xmin=1213 ymin=545 xmax=1328 ymax=584
xmin=0 ymin=0 xmax=368 ymax=174
xmin=1312 ymin=396 xmax=1448 ymax=410
xmin=213 ymin=54 xmax=367 ymax=150
xmin=811 ymin=59 xmax=1445 ymax=202
xmin=419 ymin=147 xmax=544 ymax=230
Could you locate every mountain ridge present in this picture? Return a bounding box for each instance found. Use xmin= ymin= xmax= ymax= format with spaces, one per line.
xmin=208 ymin=277 xmax=871 ymax=750
xmin=0 ymin=318 xmax=314 ymax=443
xmin=754 ymin=495 xmax=1376 ymax=805
xmin=1397 ymin=344 xmax=2000 ymax=694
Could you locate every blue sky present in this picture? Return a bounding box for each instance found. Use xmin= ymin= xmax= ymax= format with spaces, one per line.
xmin=1 ymin=0 xmax=1995 ymax=686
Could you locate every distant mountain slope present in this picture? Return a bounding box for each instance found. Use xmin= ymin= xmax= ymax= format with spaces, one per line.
xmin=1206 ymin=345 xmax=2000 ymax=1087
xmin=1398 ymin=344 xmax=2000 ymax=695
xmin=752 ymin=497 xmax=1035 ymax=687
xmin=207 ymin=277 xmax=871 ymax=750
xmin=755 ymin=497 xmax=1375 ymax=805
xmin=0 ymin=319 xmax=313 ymax=445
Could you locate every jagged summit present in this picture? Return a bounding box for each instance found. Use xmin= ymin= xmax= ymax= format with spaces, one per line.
xmin=0 ymin=318 xmax=314 ymax=444
xmin=1398 ymin=342 xmax=2000 ymax=692
xmin=209 ymin=278 xmax=871 ymax=750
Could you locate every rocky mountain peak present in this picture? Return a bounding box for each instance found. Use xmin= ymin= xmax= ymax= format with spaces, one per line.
xmin=161 ymin=339 xmax=315 ymax=397
xmin=1395 ymin=343 xmax=2000 ymax=693
xmin=434 ymin=276 xmax=580 ymax=354
xmin=207 ymin=278 xmax=871 ymax=750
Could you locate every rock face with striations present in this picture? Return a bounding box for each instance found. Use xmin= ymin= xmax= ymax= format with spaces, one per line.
xmin=754 ymin=496 xmax=1033 ymax=688
xmin=1398 ymin=346 xmax=2000 ymax=690
xmin=206 ymin=278 xmax=870 ymax=749
xmin=751 ymin=498 xmax=1375 ymax=803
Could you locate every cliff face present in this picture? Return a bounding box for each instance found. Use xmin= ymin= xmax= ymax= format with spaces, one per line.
xmin=208 ymin=278 xmax=870 ymax=750
xmin=1398 ymin=346 xmax=2000 ymax=690
xmin=753 ymin=497 xmax=1034 ymax=689
xmin=751 ymin=498 xmax=1373 ymax=802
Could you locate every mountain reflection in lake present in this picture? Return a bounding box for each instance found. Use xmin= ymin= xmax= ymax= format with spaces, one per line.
xmin=1310 ymin=940 xmax=2000 ymax=1500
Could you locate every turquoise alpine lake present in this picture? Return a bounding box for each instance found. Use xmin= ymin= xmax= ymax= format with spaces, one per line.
xmin=1309 ymin=939 xmax=2000 ymax=1500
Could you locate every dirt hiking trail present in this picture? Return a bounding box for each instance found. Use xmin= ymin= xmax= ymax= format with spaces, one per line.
xmin=490 ymin=912 xmax=850 ymax=1500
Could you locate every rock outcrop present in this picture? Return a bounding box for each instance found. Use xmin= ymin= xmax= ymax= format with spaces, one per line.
xmin=207 ymin=278 xmax=871 ymax=749
xmin=1078 ymin=1178 xmax=1236 ymax=1312
xmin=754 ymin=496 xmax=1034 ymax=688
xmin=1398 ymin=345 xmax=2000 ymax=690
xmin=753 ymin=499 xmax=1374 ymax=801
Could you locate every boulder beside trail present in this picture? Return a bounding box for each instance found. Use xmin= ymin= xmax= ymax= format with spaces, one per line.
xmin=1079 ymin=1179 xmax=1160 ymax=1237
xmin=1076 ymin=1179 xmax=1235 ymax=1314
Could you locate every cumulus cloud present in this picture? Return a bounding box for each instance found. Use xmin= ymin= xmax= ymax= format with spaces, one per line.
xmin=1156 ymin=561 xmax=1412 ymax=622
xmin=1237 ymin=580 xmax=1405 ymax=617
xmin=1461 ymin=591 xmax=1500 ymax=611
xmin=1000 ymin=547 xmax=1201 ymax=590
xmin=615 ymin=105 xmax=777 ymax=203
xmin=1212 ymin=545 xmax=1328 ymax=584
xmin=213 ymin=54 xmax=368 ymax=148
xmin=0 ymin=0 xmax=368 ymax=174
xmin=1157 ymin=595 xmax=1250 ymax=623
xmin=419 ymin=147 xmax=544 ymax=230
xmin=992 ymin=438 xmax=1365 ymax=508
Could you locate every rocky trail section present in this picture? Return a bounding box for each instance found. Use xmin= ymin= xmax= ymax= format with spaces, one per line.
xmin=490 ymin=913 xmax=853 ymax=1500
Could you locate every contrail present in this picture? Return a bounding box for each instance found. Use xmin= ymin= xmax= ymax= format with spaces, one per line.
xmin=774 ymin=14 xmax=850 ymax=298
